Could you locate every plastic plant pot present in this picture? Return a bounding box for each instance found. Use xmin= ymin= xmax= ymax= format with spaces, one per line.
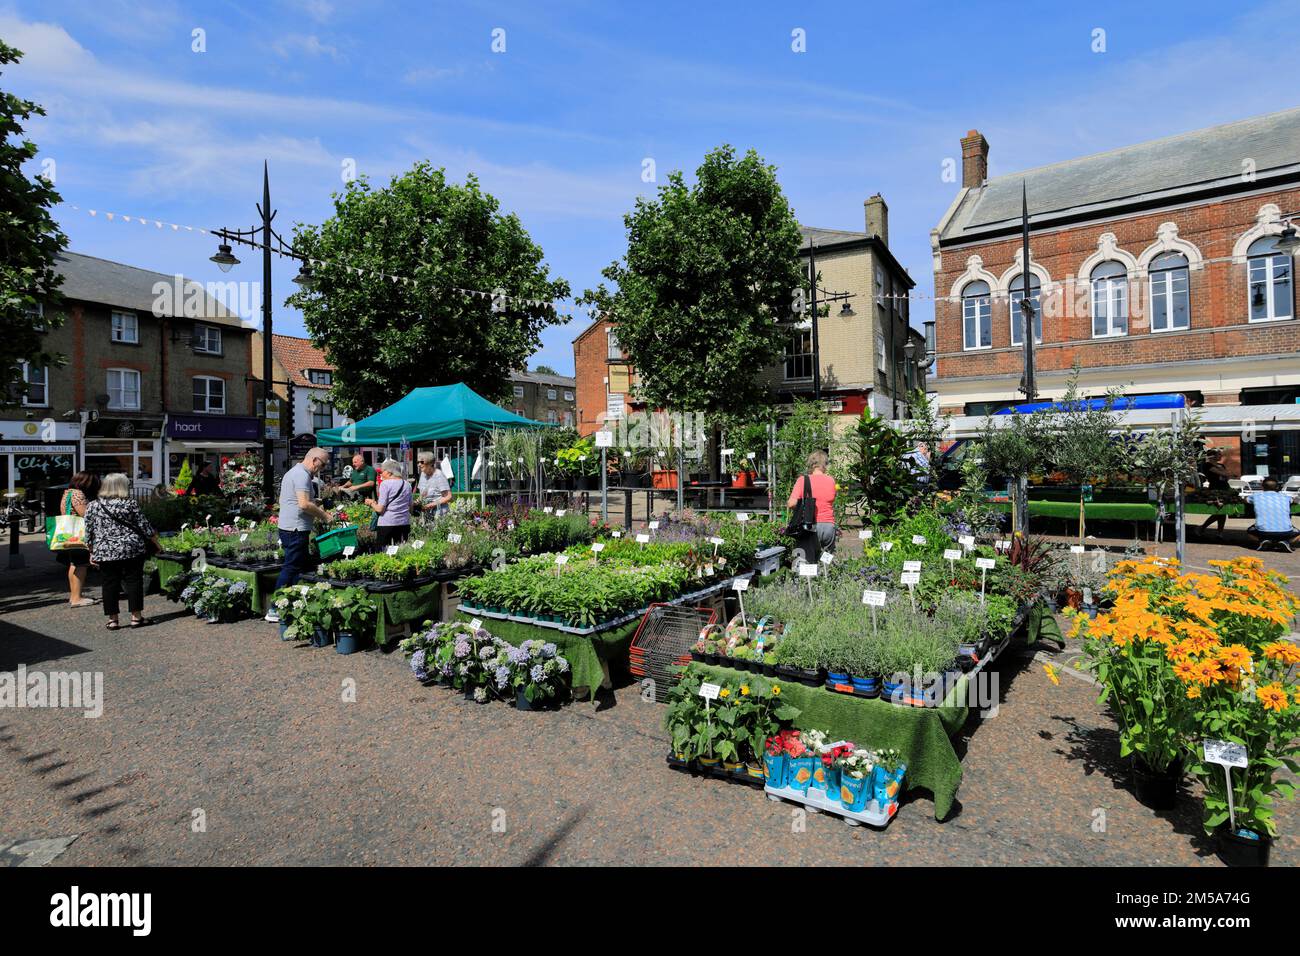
xmin=763 ymin=753 xmax=789 ymax=787
xmin=335 ymin=631 xmax=367 ymax=655
xmin=850 ymin=676 xmax=880 ymax=697
xmin=1215 ymin=827 xmax=1271 ymax=867
xmin=839 ymin=773 xmax=870 ymax=812
xmin=1131 ymin=757 xmax=1184 ymax=811
xmin=312 ymin=628 xmax=333 ymax=648
xmin=787 ymin=756 xmax=817 ymax=794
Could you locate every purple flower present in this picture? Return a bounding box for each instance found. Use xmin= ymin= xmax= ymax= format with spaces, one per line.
xmin=541 ymin=642 xmax=557 ymax=659
xmin=410 ymin=649 xmax=428 ymax=681
xmin=454 ymin=639 xmax=471 ymax=658
xmin=494 ymin=666 xmax=510 ymax=689
xmin=530 ymin=664 xmax=545 ymax=683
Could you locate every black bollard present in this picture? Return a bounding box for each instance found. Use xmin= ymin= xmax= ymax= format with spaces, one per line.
xmin=8 ymin=510 xmax=25 ymax=570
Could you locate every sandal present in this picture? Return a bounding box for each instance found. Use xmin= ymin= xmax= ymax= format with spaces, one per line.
xmin=70 ymin=598 xmax=99 ymax=607
xmin=105 ymin=620 xmax=120 ymax=631
xmin=129 ymin=618 xmax=152 ymax=629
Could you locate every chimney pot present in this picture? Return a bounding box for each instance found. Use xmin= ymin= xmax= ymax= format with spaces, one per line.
xmin=864 ymin=194 xmax=889 ymax=245
xmin=960 ymin=130 xmax=989 ymax=189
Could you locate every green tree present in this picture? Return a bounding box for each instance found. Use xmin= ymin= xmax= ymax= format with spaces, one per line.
xmin=844 ymin=410 xmax=917 ymax=523
xmin=977 ymin=407 xmax=1051 ymax=534
xmin=1 ymin=41 xmax=68 ymax=398
xmin=287 ymin=163 xmax=569 ymax=417
xmin=774 ymin=399 xmax=837 ymax=494
xmin=1047 ymin=369 xmax=1124 ymax=544
xmin=532 ymin=363 xmax=557 ymax=375
xmin=584 ymin=145 xmax=804 ymax=415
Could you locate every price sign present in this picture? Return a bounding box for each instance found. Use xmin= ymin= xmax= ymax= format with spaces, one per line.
xmin=995 ymin=540 xmax=1011 ymax=551
xmin=975 ymin=557 xmax=996 ymax=570
xmin=858 ymin=528 xmax=873 ymax=540
xmin=555 ymin=554 xmax=570 ymax=565
xmin=958 ymin=534 xmax=975 ymax=549
xmin=903 ymin=560 xmax=922 ymax=573
xmin=447 ymin=533 xmax=462 ymax=544
xmin=543 ymin=506 xmax=554 ymax=514
xmin=900 ymin=570 xmax=921 ymax=585
xmin=1203 ymin=739 xmax=1248 ymax=768
xmin=862 ymin=589 xmax=887 ymax=607
xmin=819 ymin=551 xmax=834 ymax=565
xmin=879 ymin=541 xmax=894 ymax=552
xmin=798 ymin=563 xmax=818 ymax=577
xmin=240 ymin=533 xmax=248 ymax=542
xmin=721 ymin=447 xmax=735 ymax=456
xmin=556 ymin=509 xmax=567 ymax=517
xmin=911 ymin=534 xmax=927 ymax=545
xmin=1070 ymin=545 xmax=1085 ymax=554
xmin=386 ymin=546 xmax=400 ymax=556
xmin=635 ymin=533 xmax=651 ymax=544
xmin=709 ymin=536 xmax=725 ymax=546
xmin=591 ymin=542 xmax=606 ymax=553
xmin=469 ymin=618 xmax=483 ymax=629
xmin=611 ymin=529 xmax=623 ymax=538
xmin=733 ymin=577 xmax=750 ymax=592
xmin=736 ymin=513 xmax=750 ymax=523
xmin=943 ymin=548 xmax=961 ymax=561
xmin=594 ymin=430 xmax=614 ymax=448
xmin=648 ymin=520 xmax=660 ymax=530
xmin=412 ymin=540 xmax=426 ymax=550
xmin=342 ymin=546 xmax=356 ymax=558
xmin=747 ymin=452 xmax=756 ymax=460
xmin=698 ymin=682 xmax=721 ymax=701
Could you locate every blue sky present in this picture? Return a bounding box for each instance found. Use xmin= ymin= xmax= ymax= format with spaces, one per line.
xmin=5 ymin=0 xmax=1298 ymax=375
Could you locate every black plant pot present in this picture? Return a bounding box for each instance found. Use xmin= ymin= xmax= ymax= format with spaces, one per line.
xmin=1215 ymin=826 xmax=1271 ymax=867
xmin=509 ymin=479 xmax=523 ymax=492
xmin=795 ymin=667 xmax=824 ymax=687
xmin=576 ymin=475 xmax=594 ymax=491
xmin=774 ymin=664 xmax=802 ymax=682
xmin=1131 ymin=757 xmax=1183 ymax=811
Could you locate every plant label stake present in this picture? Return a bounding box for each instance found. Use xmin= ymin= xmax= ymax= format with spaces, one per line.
xmin=863 ymin=589 xmax=886 ymax=637
xmin=470 ymin=618 xmax=483 ymax=630
xmin=819 ymin=551 xmax=834 ymax=566
xmin=648 ymin=520 xmax=659 ymax=531
xmin=413 ymin=539 xmax=426 ymax=549
xmin=556 ymin=509 xmax=566 ymax=517
xmin=386 ymin=545 xmax=400 ymax=556
xmin=709 ymin=535 xmax=724 ymax=559
xmin=240 ymin=533 xmax=248 ymax=543
xmin=1203 ymin=739 xmax=1248 ymax=832
xmin=903 ymin=560 xmax=921 ymax=573
xmin=975 ymin=557 xmax=996 ymax=604
xmin=995 ymin=539 xmax=1011 ymax=551
xmin=880 ymin=540 xmax=894 ymax=552
xmin=343 ymin=546 xmax=356 ymax=558
xmin=799 ymin=561 xmax=818 ymax=601
xmin=911 ymin=534 xmax=927 ymax=546
xmin=447 ymin=533 xmax=461 ymax=544
xmin=591 ymin=542 xmax=605 ymax=557
xmin=943 ymin=548 xmax=961 ymax=575
xmin=635 ymin=532 xmax=650 ymax=548
xmin=958 ymin=534 xmax=975 ymax=551
xmin=612 ymin=529 xmax=623 ymax=538
xmin=733 ymin=575 xmax=749 ymax=627
xmin=900 ymin=570 xmax=920 ymax=609
xmin=858 ymin=528 xmax=873 ymax=540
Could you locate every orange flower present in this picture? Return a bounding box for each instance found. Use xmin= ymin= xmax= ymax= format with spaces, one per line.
xmin=1216 ymin=644 xmax=1254 ymax=671
xmin=1172 ymin=660 xmax=1198 ymax=682
xmin=1263 ymin=642 xmax=1300 ymax=666
xmin=1186 ymin=685 xmax=1202 ymax=699
xmin=1043 ymin=664 xmax=1060 ymax=686
xmin=1256 ymin=684 xmax=1289 ymax=712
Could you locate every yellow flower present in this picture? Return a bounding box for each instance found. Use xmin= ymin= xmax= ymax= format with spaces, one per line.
xmin=1043 ymin=663 xmax=1060 ymax=686
xmin=1186 ymin=685 xmax=1202 ymax=699
xmin=1263 ymin=642 xmax=1300 ymax=666
xmin=771 ymin=685 xmax=781 ymax=696
xmin=740 ymin=685 xmax=750 ymax=696
xmin=1257 ymin=684 xmax=1289 ymax=712
xmin=1172 ymin=660 xmax=1198 ymax=682
xmin=719 ymin=688 xmax=730 ymax=698
xmin=1217 ymin=645 xmax=1254 ymax=671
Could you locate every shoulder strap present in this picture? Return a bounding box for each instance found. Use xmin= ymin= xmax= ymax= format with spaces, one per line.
xmin=62 ymin=489 xmax=75 ymax=515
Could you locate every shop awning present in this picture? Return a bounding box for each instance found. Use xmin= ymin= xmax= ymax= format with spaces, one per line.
xmin=315 ymin=382 xmax=548 ymax=447
xmin=931 ymin=403 xmax=1300 ymax=439
xmin=169 ymin=440 xmax=263 ymax=451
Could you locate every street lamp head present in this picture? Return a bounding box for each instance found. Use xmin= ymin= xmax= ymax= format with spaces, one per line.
xmin=903 ymin=338 xmax=917 ymax=361
xmin=1275 ymin=223 xmax=1300 ymax=255
xmin=839 ymin=301 xmax=854 ymax=317
xmin=210 ymin=242 xmax=240 ymax=273
xmin=293 ymin=262 xmax=315 ymax=289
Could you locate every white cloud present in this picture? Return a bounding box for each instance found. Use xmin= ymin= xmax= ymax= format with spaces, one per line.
xmin=272 ymin=33 xmax=343 ymax=62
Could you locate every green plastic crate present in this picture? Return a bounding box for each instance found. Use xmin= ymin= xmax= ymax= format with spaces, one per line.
xmin=316 ymin=524 xmax=359 ymax=560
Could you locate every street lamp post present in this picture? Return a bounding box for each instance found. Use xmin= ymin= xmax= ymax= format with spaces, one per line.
xmin=210 ymin=162 xmax=314 ymax=506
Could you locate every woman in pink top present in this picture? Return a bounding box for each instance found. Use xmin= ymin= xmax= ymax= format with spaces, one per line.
xmin=786 ymin=450 xmax=838 ymax=555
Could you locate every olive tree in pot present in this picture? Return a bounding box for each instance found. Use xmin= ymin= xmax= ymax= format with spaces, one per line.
xmin=1045 ymin=370 xmax=1124 ymax=547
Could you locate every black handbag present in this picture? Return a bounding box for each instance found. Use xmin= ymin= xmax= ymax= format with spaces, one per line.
xmin=785 ymin=474 xmax=817 ymax=536
xmin=101 ymin=504 xmax=161 ymax=557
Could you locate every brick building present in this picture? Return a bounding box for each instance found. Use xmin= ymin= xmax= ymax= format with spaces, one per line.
xmin=2 ymin=252 xmax=256 ymax=495
xmin=931 ymin=107 xmax=1300 ymax=476
xmin=572 ymin=195 xmax=925 ymax=438
xmin=250 ymin=333 xmax=347 ymax=474
xmin=507 ymin=370 xmax=576 ymax=428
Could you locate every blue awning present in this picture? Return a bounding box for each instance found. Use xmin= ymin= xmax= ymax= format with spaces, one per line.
xmin=994 ymin=393 xmax=1187 ymax=415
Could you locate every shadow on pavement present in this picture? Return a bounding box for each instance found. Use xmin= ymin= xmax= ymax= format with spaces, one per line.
xmin=0 ymin=620 xmax=92 ymax=670
xmin=521 ymin=804 xmax=589 ymax=866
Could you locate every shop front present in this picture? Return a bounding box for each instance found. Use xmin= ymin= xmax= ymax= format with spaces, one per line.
xmin=0 ymin=419 xmax=80 ymax=500
xmin=165 ymin=414 xmax=262 ymax=485
xmin=83 ymin=417 xmax=164 ymax=490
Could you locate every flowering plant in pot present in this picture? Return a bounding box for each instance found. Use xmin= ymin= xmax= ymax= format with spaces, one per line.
xmin=330 ymin=586 xmax=378 ymax=654
xmin=180 ymin=571 xmax=252 ymax=623
xmin=504 ymin=639 xmax=571 ymax=709
xmin=873 ymin=748 xmax=906 ymax=810
xmin=835 ymin=749 xmax=875 ymax=812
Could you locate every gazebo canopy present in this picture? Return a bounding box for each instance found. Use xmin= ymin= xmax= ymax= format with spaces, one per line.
xmin=315 ymin=382 xmax=547 ymax=447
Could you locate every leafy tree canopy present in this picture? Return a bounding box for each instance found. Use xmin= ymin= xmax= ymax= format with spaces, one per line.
xmin=584 ymin=145 xmax=804 ymax=415
xmin=0 ymin=41 xmax=67 ymax=398
xmin=287 ymin=162 xmax=569 ymax=417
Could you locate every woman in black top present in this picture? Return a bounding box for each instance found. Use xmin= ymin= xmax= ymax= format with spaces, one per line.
xmin=1197 ymin=448 xmax=1232 ymax=539
xmin=85 ymin=473 xmax=160 ymax=629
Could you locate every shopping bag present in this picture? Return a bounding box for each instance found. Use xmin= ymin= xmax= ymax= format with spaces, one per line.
xmin=48 ymin=513 xmax=87 ymax=551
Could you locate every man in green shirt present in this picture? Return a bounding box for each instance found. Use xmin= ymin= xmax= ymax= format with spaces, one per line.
xmin=345 ymin=453 xmax=376 ymax=496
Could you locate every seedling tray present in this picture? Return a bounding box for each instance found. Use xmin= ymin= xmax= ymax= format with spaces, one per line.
xmin=665 ymin=754 xmax=766 ymax=789
xmin=765 ymin=783 xmax=898 ymax=829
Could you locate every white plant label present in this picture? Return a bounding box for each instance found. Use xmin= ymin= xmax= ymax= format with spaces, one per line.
xmin=880 ymin=541 xmax=894 ymax=552
xmin=943 ymin=549 xmax=961 ymax=561
xmin=819 ymin=551 xmax=834 ymax=565
xmin=240 ymin=533 xmax=248 ymax=542
xmin=413 ymin=540 xmax=426 ymax=550
xmin=342 ymin=546 xmax=356 ymax=558
xmin=556 ymin=509 xmax=567 ymax=517
xmin=995 ymin=540 xmax=1011 ymax=551
xmin=447 ymin=533 xmax=462 ymax=544
xmin=903 ymin=560 xmax=922 ymax=573
xmin=709 ymin=536 xmax=725 ymax=546
xmin=736 ymin=513 xmax=750 ymax=523
xmin=386 ymin=546 xmax=400 ymax=556
xmin=732 ymin=577 xmax=750 ymax=592
xmin=862 ymin=589 xmax=887 ymax=607
xmin=1203 ymin=739 xmax=1248 ymax=769
xmin=976 ymin=557 xmax=996 ymax=570
xmin=746 ymin=452 xmax=756 ymax=460
xmin=858 ymin=528 xmax=873 ymax=540
xmin=648 ymin=520 xmax=659 ymax=530
xmin=635 ymin=533 xmax=650 ymax=544
xmin=958 ymin=534 xmax=975 ymax=549
xmin=721 ymin=447 xmax=735 ymax=456
xmin=704 ymin=564 xmax=714 ymax=576
xmin=543 ymin=506 xmax=553 ymax=514
xmin=798 ymin=563 xmax=818 ymax=578
xmin=911 ymin=534 xmax=927 ymax=545
xmin=555 ymin=554 xmax=569 ymax=565
xmin=1070 ymin=545 xmax=1085 ymax=554
xmin=469 ymin=618 xmax=483 ymax=629
xmin=591 ymin=542 xmax=606 ymax=553
xmin=611 ymin=530 xmax=623 ymax=538
xmin=698 ymin=682 xmax=721 ymax=701
xmin=900 ymin=570 xmax=921 ymax=585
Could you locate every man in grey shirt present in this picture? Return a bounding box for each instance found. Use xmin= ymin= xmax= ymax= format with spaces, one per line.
xmin=271 ymin=447 xmax=332 ymax=615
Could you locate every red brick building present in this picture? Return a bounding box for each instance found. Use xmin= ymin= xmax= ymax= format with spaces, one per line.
xmin=931 ymin=108 xmax=1300 ymax=476
xmin=572 ymin=316 xmax=640 ymax=437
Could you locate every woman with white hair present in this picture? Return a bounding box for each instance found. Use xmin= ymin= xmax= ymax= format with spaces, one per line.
xmin=84 ymin=473 xmax=160 ymax=629
xmin=366 ymin=458 xmax=413 ymax=547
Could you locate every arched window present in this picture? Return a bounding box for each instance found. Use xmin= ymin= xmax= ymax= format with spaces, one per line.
xmin=1091 ymin=261 xmax=1128 ymax=338
xmin=1008 ymin=273 xmax=1042 ymax=346
xmin=1149 ymin=251 xmax=1190 ymax=332
xmin=961 ymin=280 xmax=991 ymax=350
xmin=1248 ymin=236 xmax=1294 ymax=322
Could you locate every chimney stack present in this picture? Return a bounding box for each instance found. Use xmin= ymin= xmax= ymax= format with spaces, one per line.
xmin=960 ymin=130 xmax=989 ymax=188
xmin=864 ymin=194 xmax=888 ymax=245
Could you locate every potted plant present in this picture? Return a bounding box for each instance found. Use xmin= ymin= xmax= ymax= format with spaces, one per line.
xmin=507 ymin=639 xmax=571 ymax=710
xmin=836 ymin=749 xmax=875 ymax=812
xmin=873 ymin=748 xmax=906 ymax=812
xmin=332 ymin=586 xmax=378 ymax=655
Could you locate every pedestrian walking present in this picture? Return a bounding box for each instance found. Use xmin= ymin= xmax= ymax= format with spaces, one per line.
xmin=84 ymin=473 xmax=160 ymax=629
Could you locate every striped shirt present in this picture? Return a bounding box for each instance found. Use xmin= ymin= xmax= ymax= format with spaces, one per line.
xmin=1252 ymin=491 xmax=1294 ymax=533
